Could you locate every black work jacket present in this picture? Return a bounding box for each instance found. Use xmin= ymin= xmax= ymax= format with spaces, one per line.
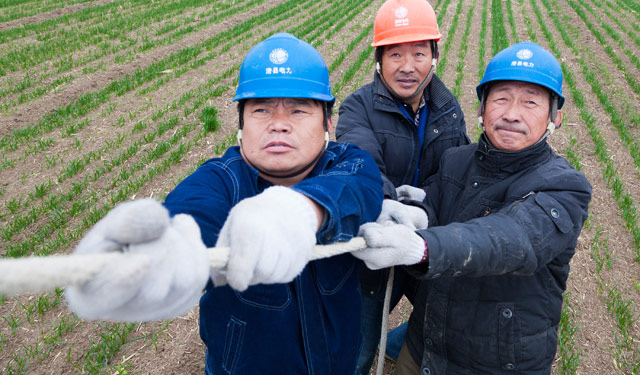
xmin=405 ymin=134 xmax=592 ymax=374
xmin=336 ymin=73 xmax=469 ymax=298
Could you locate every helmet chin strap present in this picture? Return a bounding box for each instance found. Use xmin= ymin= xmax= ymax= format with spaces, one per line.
xmin=237 ymin=130 xmax=329 ymax=180
xmin=376 ymin=58 xmax=437 ymax=102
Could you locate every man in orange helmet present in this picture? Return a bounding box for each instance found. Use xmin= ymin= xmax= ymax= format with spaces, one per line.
xmin=335 ymin=0 xmax=469 ymax=373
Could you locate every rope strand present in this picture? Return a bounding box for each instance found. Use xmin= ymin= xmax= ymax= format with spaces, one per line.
xmin=0 ymin=237 xmax=367 ymax=296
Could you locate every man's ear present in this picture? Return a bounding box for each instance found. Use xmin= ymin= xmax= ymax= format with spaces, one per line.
xmin=554 ymin=110 xmax=563 ymax=128
xmin=547 ymin=110 xmax=562 ymax=135
xmin=326 ymin=117 xmax=333 ymax=133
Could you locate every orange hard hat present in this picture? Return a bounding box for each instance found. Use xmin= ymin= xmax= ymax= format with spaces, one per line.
xmin=372 ymin=0 xmax=441 ymax=47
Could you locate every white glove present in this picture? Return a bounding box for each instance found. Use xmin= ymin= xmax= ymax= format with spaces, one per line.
xmin=396 ymin=184 xmax=426 ymax=201
xmin=376 ymin=199 xmax=429 ymax=230
xmin=65 ymin=199 xmax=210 ymax=322
xmin=214 ymin=186 xmax=318 ymax=291
xmin=353 ymin=222 xmax=426 ymax=270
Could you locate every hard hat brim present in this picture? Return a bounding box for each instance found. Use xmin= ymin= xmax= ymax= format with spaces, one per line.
xmin=232 ymin=77 xmax=335 ymax=102
xmin=476 ymin=68 xmax=565 ymax=109
xmin=372 ymin=30 xmax=441 ymax=47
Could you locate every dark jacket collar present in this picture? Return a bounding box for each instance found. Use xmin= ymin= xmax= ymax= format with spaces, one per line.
xmin=475 ymin=133 xmax=552 ymax=174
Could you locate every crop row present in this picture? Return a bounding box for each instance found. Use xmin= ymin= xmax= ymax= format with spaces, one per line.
xmin=0 ymin=0 xmax=373 ymax=260
xmin=0 ymin=0 xmax=269 ymax=112
xmin=526 ymin=0 xmax=640 ymax=372
xmin=538 ymin=0 xmax=640 ymax=260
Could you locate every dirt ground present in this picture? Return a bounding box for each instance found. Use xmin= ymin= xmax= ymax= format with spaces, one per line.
xmin=1 ymin=0 xmax=639 ymax=374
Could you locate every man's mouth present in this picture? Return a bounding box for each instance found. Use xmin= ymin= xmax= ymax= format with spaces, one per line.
xmin=396 ymin=78 xmax=418 ymax=89
xmin=265 ymin=141 xmax=293 ymax=152
xmin=495 ymin=125 xmax=524 ymax=134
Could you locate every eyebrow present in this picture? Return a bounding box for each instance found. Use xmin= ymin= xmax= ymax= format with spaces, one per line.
xmin=386 ymin=41 xmax=430 ymax=51
xmin=411 ymin=41 xmax=430 ymax=48
xmin=249 ymin=98 xmax=314 ymax=106
xmin=492 ymin=85 xmax=543 ymax=96
xmin=250 ymin=98 xmax=277 ymax=105
xmin=283 ymin=98 xmax=314 ymax=106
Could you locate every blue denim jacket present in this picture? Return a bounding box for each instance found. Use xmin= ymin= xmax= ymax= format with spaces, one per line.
xmin=163 ymin=142 xmax=383 ymax=375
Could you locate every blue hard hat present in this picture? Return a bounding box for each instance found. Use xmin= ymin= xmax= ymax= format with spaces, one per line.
xmin=476 ymin=42 xmax=565 ymax=109
xmin=232 ymin=33 xmax=335 ymax=103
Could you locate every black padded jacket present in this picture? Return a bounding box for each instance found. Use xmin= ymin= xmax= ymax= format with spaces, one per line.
xmin=336 ymin=72 xmax=469 ymax=298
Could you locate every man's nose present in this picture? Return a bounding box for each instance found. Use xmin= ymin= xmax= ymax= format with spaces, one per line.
xmin=268 ymin=110 xmax=292 ymax=132
xmin=399 ymin=56 xmax=415 ymax=73
xmin=502 ymin=101 xmax=522 ymax=122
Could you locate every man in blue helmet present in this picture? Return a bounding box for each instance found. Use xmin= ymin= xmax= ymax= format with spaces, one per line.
xmin=65 ymin=33 xmax=383 ymax=374
xmin=352 ymin=42 xmax=592 ymax=374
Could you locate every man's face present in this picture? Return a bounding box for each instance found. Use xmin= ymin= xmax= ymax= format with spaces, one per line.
xmin=483 ymin=81 xmax=557 ymax=151
xmin=240 ymin=97 xmax=330 ymax=184
xmin=380 ymin=41 xmax=433 ymax=99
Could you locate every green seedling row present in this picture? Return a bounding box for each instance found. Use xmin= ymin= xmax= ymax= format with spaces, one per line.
xmin=530 ymin=0 xmax=640 ymax=251
xmin=0 ymin=0 xmax=313 ymax=152
xmin=6 ymin=0 xmax=359 ymax=202
xmin=0 ymin=0 xmax=376 ymax=264
xmin=1 ymin=0 xmax=324 ymax=255
xmin=536 ymin=0 xmax=640 ymax=260
xmin=490 ymin=0 xmax=508 ymax=56
xmin=557 ymin=292 xmax=581 ymax=374
xmin=451 ymin=0 xmax=475 ymax=99
xmin=585 ymin=221 xmax=640 ymax=373
xmin=570 ymin=0 xmax=640 ymax=96
xmin=477 ymin=0 xmax=489 ymax=79
xmin=602 ymin=0 xmax=640 ymax=46
xmin=0 ymin=0 xmax=269 ymax=110
xmin=436 ymin=0 xmax=463 ymax=78
xmin=0 ymin=0 xmax=95 ymax=23
xmin=505 ymin=0 xmax=519 ymax=44
xmin=528 ymin=1 xmax=639 ymax=370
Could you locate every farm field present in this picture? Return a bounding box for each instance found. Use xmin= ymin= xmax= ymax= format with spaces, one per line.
xmin=0 ymin=0 xmax=639 ymax=374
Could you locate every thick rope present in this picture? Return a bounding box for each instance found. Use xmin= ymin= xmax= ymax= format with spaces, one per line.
xmin=375 ymin=266 xmax=394 ymax=375
xmin=0 ymin=237 xmax=367 ymax=296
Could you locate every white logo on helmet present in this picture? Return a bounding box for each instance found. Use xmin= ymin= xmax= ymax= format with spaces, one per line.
xmin=516 ymin=48 xmax=533 ymax=60
xmin=269 ymin=48 xmax=288 ymax=65
xmin=394 ymin=6 xmax=409 ymax=27
xmin=395 ymin=6 xmax=408 ymax=18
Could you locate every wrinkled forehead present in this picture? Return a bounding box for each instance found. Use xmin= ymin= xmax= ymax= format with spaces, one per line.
xmin=384 ymin=40 xmax=431 ymax=51
xmin=488 ymin=80 xmax=550 ymax=99
xmin=245 ymin=97 xmax=320 ymax=107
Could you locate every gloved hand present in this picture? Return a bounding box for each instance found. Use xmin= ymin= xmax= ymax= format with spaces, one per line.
xmin=213 ymin=186 xmax=318 ymax=291
xmin=353 ymin=222 xmax=426 ymax=270
xmin=65 ymin=199 xmax=210 ymax=322
xmin=376 ymin=199 xmax=429 ymax=230
xmin=396 ymin=184 xmax=426 ymax=202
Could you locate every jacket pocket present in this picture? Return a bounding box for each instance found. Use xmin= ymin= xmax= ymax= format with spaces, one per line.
xmin=235 ymin=284 xmax=291 ymax=310
xmin=222 ymin=316 xmax=245 ymax=374
xmin=314 ymin=255 xmax=356 ymax=295
xmin=534 ymin=192 xmax=572 ymax=233
xmin=518 ymin=325 xmax=558 ymax=371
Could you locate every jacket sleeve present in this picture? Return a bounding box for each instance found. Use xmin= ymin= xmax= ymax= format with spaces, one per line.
xmin=292 ymin=143 xmax=384 ymax=244
xmin=336 ymin=91 xmax=397 ymax=199
xmin=411 ymin=170 xmax=591 ymax=279
xmin=163 ymin=161 xmax=234 ymax=248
